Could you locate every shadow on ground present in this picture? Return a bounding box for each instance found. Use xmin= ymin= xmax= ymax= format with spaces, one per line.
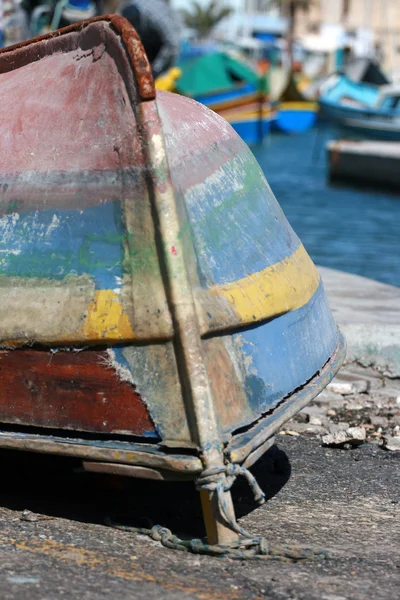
xmin=0 ymin=437 xmax=399 ymax=600
xmin=0 ymin=444 xmax=291 ymax=538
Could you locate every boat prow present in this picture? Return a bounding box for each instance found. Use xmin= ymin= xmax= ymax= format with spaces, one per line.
xmin=0 ymin=17 xmax=345 ymax=545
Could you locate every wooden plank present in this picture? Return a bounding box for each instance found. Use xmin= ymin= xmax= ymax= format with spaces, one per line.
xmin=200 ymin=489 xmax=238 ymax=545
xmin=0 ymin=431 xmax=203 ymax=472
xmin=0 ymin=349 xmax=156 ymax=436
xmin=81 ymin=461 xmax=194 ymax=480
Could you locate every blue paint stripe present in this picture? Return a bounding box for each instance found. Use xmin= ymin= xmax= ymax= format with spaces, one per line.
xmin=275 ymin=110 xmax=317 ymax=133
xmin=0 ymin=201 xmax=126 ymax=290
xmin=184 ymin=149 xmax=300 ymax=286
xmin=228 ymin=281 xmax=338 ymax=429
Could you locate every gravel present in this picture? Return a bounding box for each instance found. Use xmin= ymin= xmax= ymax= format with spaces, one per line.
xmin=280 ymin=362 xmax=400 ymax=450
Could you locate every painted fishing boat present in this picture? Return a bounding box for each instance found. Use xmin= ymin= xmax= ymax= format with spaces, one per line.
xmin=0 ymin=17 xmax=345 ymax=551
xmin=319 ymin=74 xmax=400 ymax=139
xmin=270 ymin=68 xmax=318 ymax=134
xmin=174 ymin=51 xmax=274 ymax=145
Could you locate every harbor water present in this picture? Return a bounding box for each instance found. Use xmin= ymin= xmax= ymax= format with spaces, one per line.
xmin=253 ymin=125 xmax=400 ymax=288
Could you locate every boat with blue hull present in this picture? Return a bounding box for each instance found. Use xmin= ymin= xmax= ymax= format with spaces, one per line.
xmin=270 ymin=70 xmax=318 ymax=133
xmin=274 ymin=100 xmax=318 ymax=133
xmin=319 ymin=75 xmax=400 ymax=139
xmin=0 ymin=16 xmax=345 ymax=549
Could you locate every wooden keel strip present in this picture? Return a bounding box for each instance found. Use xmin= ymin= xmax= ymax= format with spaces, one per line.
xmin=81 ymin=461 xmax=195 ymax=481
xmin=0 ymin=431 xmax=203 ymax=474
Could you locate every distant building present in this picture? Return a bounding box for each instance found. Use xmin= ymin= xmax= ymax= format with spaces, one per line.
xmin=295 ymin=0 xmax=400 ymax=79
xmin=172 ymin=0 xmax=400 ymax=78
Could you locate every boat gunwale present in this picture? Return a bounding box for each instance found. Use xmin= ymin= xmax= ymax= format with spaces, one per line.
xmin=0 ymin=14 xmax=155 ymax=101
xmin=319 ymin=97 xmax=400 ymax=123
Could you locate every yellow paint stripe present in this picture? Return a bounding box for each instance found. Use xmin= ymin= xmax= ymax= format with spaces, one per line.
xmin=226 ymin=116 xmax=273 ymax=125
xmin=1 ymin=289 xmax=136 ymax=346
xmin=212 ymin=244 xmax=320 ymax=323
xmin=82 ymin=289 xmax=135 ymax=340
xmin=207 ymin=92 xmax=260 ymax=112
xmin=280 ymin=101 xmax=318 ymax=111
xmin=223 ymin=109 xmax=275 ymax=121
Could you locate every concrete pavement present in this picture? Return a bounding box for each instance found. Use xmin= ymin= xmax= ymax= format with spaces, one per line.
xmin=319 ymin=267 xmax=400 ymax=377
xmin=0 ymin=437 xmax=399 ymax=600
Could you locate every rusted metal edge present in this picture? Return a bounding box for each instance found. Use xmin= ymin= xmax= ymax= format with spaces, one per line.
xmin=0 ymin=14 xmax=155 ymax=100
xmin=109 ymin=15 xmax=154 ymax=100
xmin=226 ymin=330 xmax=346 ymax=465
xmin=0 ymin=432 xmax=202 ymax=474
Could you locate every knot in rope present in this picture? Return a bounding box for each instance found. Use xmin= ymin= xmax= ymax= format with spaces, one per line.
xmin=196 ymin=463 xmax=265 ymax=505
xmin=195 ymin=463 xmax=266 ymax=539
xmin=105 ymin=462 xmax=329 ymax=562
xmin=149 ymin=525 xmax=173 ymax=543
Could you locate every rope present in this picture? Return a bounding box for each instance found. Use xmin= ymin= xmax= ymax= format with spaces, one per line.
xmin=195 ymin=464 xmax=266 ymax=538
xmin=105 ymin=520 xmax=327 ymax=562
xmin=106 ymin=463 xmax=328 ymax=562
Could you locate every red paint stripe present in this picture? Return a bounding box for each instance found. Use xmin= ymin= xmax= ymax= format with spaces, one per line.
xmin=0 ymin=350 xmax=156 ymax=436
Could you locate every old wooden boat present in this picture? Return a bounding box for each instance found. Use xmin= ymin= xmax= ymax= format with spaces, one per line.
xmin=0 ymin=16 xmax=345 ymax=548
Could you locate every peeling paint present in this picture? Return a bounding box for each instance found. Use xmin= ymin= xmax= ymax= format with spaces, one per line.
xmin=122 ymin=344 xmax=191 ymax=444
xmin=0 ymin=18 xmax=344 ymax=494
xmin=103 ymin=348 xmax=136 ymax=386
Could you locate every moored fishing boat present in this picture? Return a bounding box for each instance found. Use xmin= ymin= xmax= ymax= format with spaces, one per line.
xmin=270 ymin=69 xmax=318 ymax=133
xmin=0 ymin=16 xmax=344 ymax=552
xmin=319 ymin=74 xmax=400 ymax=139
xmin=275 ymin=98 xmax=318 ymax=134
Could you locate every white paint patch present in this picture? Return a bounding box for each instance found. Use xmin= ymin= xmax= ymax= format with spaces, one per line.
xmin=223 ymin=335 xmax=247 ymax=384
xmin=0 ymin=213 xmax=23 ymax=252
xmin=45 ymin=214 xmax=60 ymax=237
xmin=152 ymin=134 xmax=165 ymax=167
xmin=113 ymin=276 xmax=122 ymax=295
xmin=233 ymin=334 xmax=258 ymax=376
xmin=103 ymin=349 xmax=135 ymax=386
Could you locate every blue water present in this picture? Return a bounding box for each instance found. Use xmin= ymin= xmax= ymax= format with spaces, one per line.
xmin=253 ymin=125 xmax=400 ymax=288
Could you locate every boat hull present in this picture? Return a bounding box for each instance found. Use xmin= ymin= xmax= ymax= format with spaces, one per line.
xmin=319 ymin=75 xmax=400 ymax=139
xmin=274 ymin=101 xmax=318 ymax=133
xmin=0 ymin=20 xmax=344 ymax=479
xmin=157 ymin=90 xmax=343 ymax=433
